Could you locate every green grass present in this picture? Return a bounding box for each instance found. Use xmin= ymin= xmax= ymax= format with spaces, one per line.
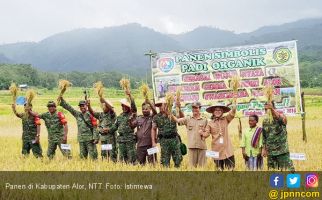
xmin=302 ymin=87 xmax=322 ymax=95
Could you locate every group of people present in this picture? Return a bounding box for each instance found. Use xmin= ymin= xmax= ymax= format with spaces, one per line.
xmin=11 ymin=89 xmax=295 ymax=171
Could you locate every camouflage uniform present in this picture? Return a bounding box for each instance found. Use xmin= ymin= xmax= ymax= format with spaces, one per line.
xmin=38 ymin=112 xmax=71 ymax=159
xmin=262 ymin=116 xmax=295 ymax=171
xmin=92 ymin=110 xmax=117 ymax=162
xmin=18 ymin=113 xmax=43 ymax=158
xmin=153 ymin=113 xmax=182 ymax=167
xmin=110 ymin=99 xmax=137 ymax=164
xmin=60 ymin=99 xmax=99 ymax=159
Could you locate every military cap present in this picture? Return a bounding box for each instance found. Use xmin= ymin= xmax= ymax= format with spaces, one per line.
xmin=47 ymin=101 xmax=56 ymax=107
xmin=78 ymin=100 xmax=87 ymax=106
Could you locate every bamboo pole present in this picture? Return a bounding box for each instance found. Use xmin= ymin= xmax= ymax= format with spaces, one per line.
xmin=301 ymin=92 xmax=307 ymax=142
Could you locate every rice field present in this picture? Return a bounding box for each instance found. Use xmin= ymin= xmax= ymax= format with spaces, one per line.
xmin=0 ymin=88 xmax=321 ymax=171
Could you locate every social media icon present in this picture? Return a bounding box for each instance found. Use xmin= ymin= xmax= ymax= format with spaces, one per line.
xmin=287 ymin=174 xmax=301 ymax=188
xmin=270 ymin=174 xmax=284 ymax=188
xmin=306 ymin=173 xmax=319 ymax=188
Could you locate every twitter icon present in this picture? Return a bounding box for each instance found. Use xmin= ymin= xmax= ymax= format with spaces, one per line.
xmin=287 ymin=174 xmax=301 ymax=188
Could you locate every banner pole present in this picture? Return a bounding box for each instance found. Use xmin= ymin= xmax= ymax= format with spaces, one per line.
xmin=144 ymin=50 xmax=157 ymax=102
xmin=301 ymin=92 xmax=307 ymax=142
xmin=294 ymin=40 xmax=306 ymax=142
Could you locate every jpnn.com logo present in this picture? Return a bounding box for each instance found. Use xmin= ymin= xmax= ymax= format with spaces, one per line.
xmin=270 ymin=174 xmax=284 ymax=188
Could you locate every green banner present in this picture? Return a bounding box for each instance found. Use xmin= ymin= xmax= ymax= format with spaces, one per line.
xmin=151 ymin=41 xmax=301 ymax=117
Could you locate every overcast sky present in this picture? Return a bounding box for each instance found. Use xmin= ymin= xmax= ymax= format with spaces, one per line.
xmin=1 ymin=0 xmax=322 ymax=44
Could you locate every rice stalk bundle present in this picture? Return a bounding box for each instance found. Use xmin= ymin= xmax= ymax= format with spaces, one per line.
xmin=230 ymin=75 xmax=241 ymax=93
xmin=57 ymin=80 xmax=72 ymax=104
xmin=94 ymin=81 xmax=104 ymax=98
xmin=140 ymin=83 xmax=149 ymax=101
xmin=26 ymin=89 xmax=36 ymax=106
xmin=176 ymin=87 xmax=181 ymax=117
xmin=165 ymin=92 xmax=174 ymax=119
xmin=9 ymin=82 xmax=18 ymax=104
xmin=264 ymin=84 xmax=274 ymax=123
xmin=120 ymin=78 xmax=130 ymax=92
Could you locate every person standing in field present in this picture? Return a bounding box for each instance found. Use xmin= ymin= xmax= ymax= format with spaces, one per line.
xmin=262 ymin=102 xmax=295 ymax=171
xmin=202 ymin=98 xmax=237 ymax=171
xmin=12 ymin=103 xmax=43 ymax=158
xmin=172 ymin=101 xmax=208 ymax=168
xmin=130 ymin=99 xmax=157 ymax=165
xmin=240 ymin=114 xmax=263 ymax=170
xmin=87 ymin=97 xmax=117 ymax=162
xmin=151 ymin=99 xmax=184 ymax=168
xmin=58 ymin=97 xmax=99 ymax=160
xmin=109 ymin=90 xmax=137 ymax=164
xmin=28 ymin=101 xmax=71 ymax=159
xmin=158 ymin=80 xmax=165 ymax=98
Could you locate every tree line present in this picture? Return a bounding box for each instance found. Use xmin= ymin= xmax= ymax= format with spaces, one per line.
xmin=0 ymin=64 xmax=146 ymax=90
xmin=0 ymin=59 xmax=321 ymax=90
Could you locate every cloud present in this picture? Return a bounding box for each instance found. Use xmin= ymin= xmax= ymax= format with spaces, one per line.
xmin=0 ymin=0 xmax=322 ymax=43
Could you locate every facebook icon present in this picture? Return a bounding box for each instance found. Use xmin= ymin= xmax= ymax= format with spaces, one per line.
xmin=270 ymin=174 xmax=284 ymax=188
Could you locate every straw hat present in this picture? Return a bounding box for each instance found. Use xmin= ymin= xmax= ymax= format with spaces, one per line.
xmin=155 ymin=98 xmax=166 ymax=107
xmin=102 ymin=99 xmax=114 ymax=108
xmin=120 ymin=98 xmax=131 ymax=108
xmin=206 ymin=103 xmax=231 ymax=113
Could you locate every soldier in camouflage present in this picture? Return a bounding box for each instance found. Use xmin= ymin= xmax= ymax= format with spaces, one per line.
xmin=12 ymin=103 xmax=43 ymax=158
xmin=58 ymin=97 xmax=99 ymax=160
xmin=29 ymin=101 xmax=71 ymax=159
xmin=151 ymin=99 xmax=184 ymax=168
xmin=109 ymin=90 xmax=137 ymax=164
xmin=88 ymin=97 xmax=117 ymax=162
xmin=262 ymin=102 xmax=295 ymax=171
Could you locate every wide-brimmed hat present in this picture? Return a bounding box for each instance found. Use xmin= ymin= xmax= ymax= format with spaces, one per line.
xmin=155 ymin=98 xmax=166 ymax=107
xmin=120 ymin=98 xmax=131 ymax=108
xmin=206 ymin=103 xmax=231 ymax=113
xmin=102 ymin=99 xmax=114 ymax=108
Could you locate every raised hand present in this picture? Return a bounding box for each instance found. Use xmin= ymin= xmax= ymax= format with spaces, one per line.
xmin=125 ymin=89 xmax=131 ymax=97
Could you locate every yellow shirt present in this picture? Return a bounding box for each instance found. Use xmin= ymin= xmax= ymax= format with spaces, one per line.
xmin=240 ymin=126 xmax=263 ymax=157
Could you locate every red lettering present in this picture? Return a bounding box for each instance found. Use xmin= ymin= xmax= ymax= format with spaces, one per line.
xmin=181 ymin=94 xmax=200 ymax=101
xmin=182 ymin=74 xmax=211 ymax=82
xmin=213 ymin=70 xmax=237 ymax=80
xmin=244 ymin=110 xmax=265 ymax=116
xmin=251 ymin=88 xmax=281 ymax=97
xmin=240 ymin=69 xmax=264 ymax=78
xmin=168 ymin=84 xmax=200 ymax=93
xmin=202 ymin=82 xmax=227 ymax=90
xmin=263 ymin=78 xmax=282 ymax=86
xmin=203 ymin=90 xmax=249 ymax=100
xmin=241 ymin=79 xmax=259 ymax=87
